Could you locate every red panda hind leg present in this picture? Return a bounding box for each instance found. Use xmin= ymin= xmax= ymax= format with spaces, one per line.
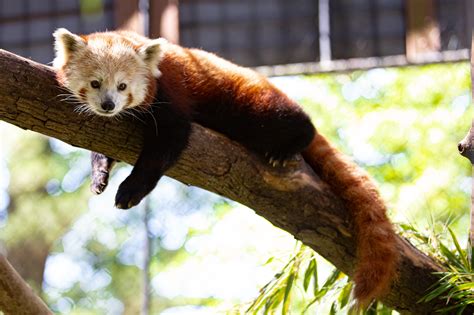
xmin=193 ymin=99 xmax=316 ymax=165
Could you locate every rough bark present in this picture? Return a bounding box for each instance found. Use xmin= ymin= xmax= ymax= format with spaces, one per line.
xmin=0 ymin=49 xmax=462 ymax=314
xmin=458 ymin=35 xmax=474 ymax=253
xmin=457 ymin=40 xmax=474 ymax=163
xmin=0 ymin=254 xmax=52 ymax=315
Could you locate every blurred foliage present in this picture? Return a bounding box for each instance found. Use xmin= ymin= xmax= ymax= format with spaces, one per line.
xmin=0 ymin=132 xmax=90 ymax=293
xmin=300 ymin=63 xmax=472 ymax=232
xmin=0 ymin=62 xmax=472 ymax=314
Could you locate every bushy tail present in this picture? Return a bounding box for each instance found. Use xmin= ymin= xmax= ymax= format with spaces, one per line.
xmin=302 ymin=133 xmax=399 ymax=306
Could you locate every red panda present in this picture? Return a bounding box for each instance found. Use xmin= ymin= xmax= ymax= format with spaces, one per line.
xmin=53 ymin=28 xmax=399 ymax=306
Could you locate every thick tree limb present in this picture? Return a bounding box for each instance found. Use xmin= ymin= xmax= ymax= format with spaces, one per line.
xmin=0 ymin=254 xmax=52 ymax=315
xmin=0 ymin=49 xmax=459 ymax=313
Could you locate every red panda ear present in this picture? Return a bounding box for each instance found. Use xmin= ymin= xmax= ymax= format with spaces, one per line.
xmin=138 ymin=38 xmax=167 ymax=77
xmin=53 ymin=28 xmax=86 ymax=67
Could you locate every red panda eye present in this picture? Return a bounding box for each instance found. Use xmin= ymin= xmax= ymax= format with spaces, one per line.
xmin=118 ymin=83 xmax=127 ymax=91
xmin=91 ymin=80 xmax=101 ymax=89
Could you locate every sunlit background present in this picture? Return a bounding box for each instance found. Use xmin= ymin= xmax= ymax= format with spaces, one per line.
xmin=0 ymin=0 xmax=472 ymax=314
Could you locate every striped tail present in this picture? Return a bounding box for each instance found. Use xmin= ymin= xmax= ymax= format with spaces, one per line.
xmin=302 ymin=133 xmax=399 ymax=306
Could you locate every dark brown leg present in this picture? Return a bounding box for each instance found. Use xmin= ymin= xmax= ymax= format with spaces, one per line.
xmin=91 ymin=152 xmax=116 ymax=194
xmin=115 ymin=103 xmax=191 ymax=209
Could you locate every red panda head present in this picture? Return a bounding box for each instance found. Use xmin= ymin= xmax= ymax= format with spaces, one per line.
xmin=53 ymin=28 xmax=166 ymax=117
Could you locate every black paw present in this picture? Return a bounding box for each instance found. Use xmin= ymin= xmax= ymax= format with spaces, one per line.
xmin=91 ymin=171 xmax=109 ymax=195
xmin=114 ymin=177 xmax=148 ymax=209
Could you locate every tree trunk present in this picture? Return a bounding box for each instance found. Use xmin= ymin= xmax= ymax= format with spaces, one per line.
xmin=457 ymin=34 xmax=474 ymax=267
xmin=0 ymin=49 xmax=464 ymax=314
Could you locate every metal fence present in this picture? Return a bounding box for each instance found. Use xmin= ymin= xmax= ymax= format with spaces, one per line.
xmin=0 ymin=0 xmax=471 ymax=73
xmin=0 ymin=0 xmax=115 ymax=64
xmin=179 ymin=0 xmax=319 ymax=67
xmin=329 ymin=0 xmax=406 ymax=59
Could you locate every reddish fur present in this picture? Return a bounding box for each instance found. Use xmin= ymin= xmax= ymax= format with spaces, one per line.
xmin=57 ymin=31 xmax=399 ymax=304
xmin=127 ymin=93 xmax=134 ymax=107
xmin=156 ymin=43 xmax=399 ymax=304
xmin=78 ymin=88 xmax=87 ymax=101
xmin=156 ymin=44 xmax=301 ymax=117
xmin=302 ymin=134 xmax=399 ymax=306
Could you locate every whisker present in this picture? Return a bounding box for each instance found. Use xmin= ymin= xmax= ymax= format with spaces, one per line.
xmin=123 ymin=109 xmax=146 ymax=125
xmin=128 ymin=106 xmax=158 ymax=135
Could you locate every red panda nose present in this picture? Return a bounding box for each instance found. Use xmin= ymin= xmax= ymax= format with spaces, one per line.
xmin=101 ymin=100 xmax=115 ymax=111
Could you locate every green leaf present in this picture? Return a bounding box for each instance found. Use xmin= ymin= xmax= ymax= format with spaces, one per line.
xmin=457 ymin=282 xmax=474 ymax=291
xmin=303 ymin=259 xmax=316 ymax=292
xmin=302 ymin=269 xmax=342 ymax=314
xmin=448 ymin=227 xmax=470 ymax=270
xmin=338 ymin=281 xmax=352 ymax=308
xmin=313 ymin=269 xmax=342 ymax=301
xmin=313 ymin=258 xmax=319 ymax=294
xmin=329 ymin=301 xmax=337 ymax=315
xmin=438 ymin=240 xmax=462 ymax=269
xmin=282 ymin=273 xmax=295 ymax=315
xmin=264 ymin=289 xmax=284 ymax=315
xmin=263 ymin=257 xmax=275 ymax=266
xmin=421 ymin=283 xmax=451 ymax=302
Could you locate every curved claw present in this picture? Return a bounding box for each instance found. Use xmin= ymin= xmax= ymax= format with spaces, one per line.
xmin=91 ymin=171 xmax=109 ymax=195
xmin=267 ymin=156 xmax=289 ymax=168
xmin=114 ymin=175 xmax=151 ymax=209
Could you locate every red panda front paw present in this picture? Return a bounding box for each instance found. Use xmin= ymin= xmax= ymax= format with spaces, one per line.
xmin=115 ymin=177 xmax=148 ymax=209
xmin=91 ymin=171 xmax=109 ymax=194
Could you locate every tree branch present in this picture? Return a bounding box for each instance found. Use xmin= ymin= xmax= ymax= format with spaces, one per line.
xmin=0 ymin=49 xmax=456 ymax=313
xmin=0 ymin=254 xmax=52 ymax=315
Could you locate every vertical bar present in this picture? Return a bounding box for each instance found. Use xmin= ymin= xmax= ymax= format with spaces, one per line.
xmin=279 ymin=0 xmax=290 ymax=64
xmin=369 ymin=0 xmax=380 ymax=56
xmin=149 ymin=0 xmax=179 ymax=43
xmin=114 ymin=0 xmax=144 ymax=34
xmin=219 ymin=0 xmax=229 ymax=56
xmin=319 ymin=0 xmax=331 ymax=62
xmin=0 ymin=0 xmax=3 ymax=49
xmin=329 ymin=0 xmax=349 ymax=60
xmin=405 ymin=0 xmax=440 ymax=61
xmin=250 ymin=0 xmax=261 ymax=66
xmin=466 ymin=0 xmax=474 ymax=49
xmin=78 ymin=0 xmax=84 ymax=34
xmin=24 ymin=0 xmax=30 ymax=58
xmin=139 ymin=0 xmax=150 ymax=37
xmin=191 ymin=0 xmax=199 ymax=47
xmin=50 ymin=0 xmax=57 ymax=61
